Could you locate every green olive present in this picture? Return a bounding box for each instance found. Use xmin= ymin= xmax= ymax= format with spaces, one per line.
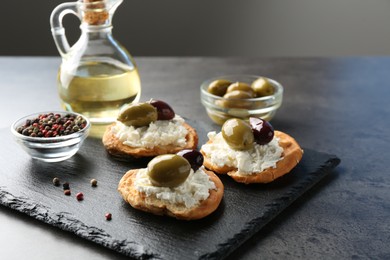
xmin=251 ymin=77 xmax=275 ymax=97
xmin=217 ymin=90 xmax=253 ymax=109
xmin=147 ymin=154 xmax=191 ymax=188
xmin=226 ymin=82 xmax=255 ymax=96
xmin=207 ymin=79 xmax=232 ymax=96
xmin=224 ymin=90 xmax=254 ymax=99
xmin=117 ymin=103 xmax=158 ymax=127
xmin=222 ymin=118 xmax=254 ymax=150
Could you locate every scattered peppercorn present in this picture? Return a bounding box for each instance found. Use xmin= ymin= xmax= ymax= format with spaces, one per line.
xmin=64 ymin=190 xmax=71 ymax=196
xmin=90 ymin=179 xmax=98 ymax=187
xmin=105 ymin=213 xmax=112 ymax=221
xmin=16 ymin=113 xmax=87 ymax=138
xmin=52 ymin=177 xmax=60 ymax=186
xmin=63 ymin=182 xmax=70 ymax=190
xmin=76 ymin=192 xmax=84 ymax=201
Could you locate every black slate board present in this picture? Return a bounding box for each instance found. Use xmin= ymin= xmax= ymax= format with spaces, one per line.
xmin=0 ymin=126 xmax=340 ymax=259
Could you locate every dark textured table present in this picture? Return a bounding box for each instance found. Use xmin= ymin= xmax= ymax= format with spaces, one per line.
xmin=0 ymin=57 xmax=389 ymax=259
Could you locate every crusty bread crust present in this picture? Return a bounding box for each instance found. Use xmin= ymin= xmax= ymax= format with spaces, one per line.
xmin=118 ymin=168 xmax=224 ymax=220
xmin=102 ymin=122 xmax=198 ymax=159
xmin=201 ymin=131 xmax=303 ymax=184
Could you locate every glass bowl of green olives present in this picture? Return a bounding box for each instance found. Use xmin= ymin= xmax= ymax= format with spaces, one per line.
xmin=11 ymin=111 xmax=90 ymax=162
xmin=200 ymin=75 xmax=283 ymax=125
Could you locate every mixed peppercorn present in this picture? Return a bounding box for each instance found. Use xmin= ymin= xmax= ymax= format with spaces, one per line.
xmin=16 ymin=113 xmax=87 ymax=138
xmin=53 ymin=177 xmax=110 ymax=220
xmin=105 ymin=213 xmax=112 ymax=221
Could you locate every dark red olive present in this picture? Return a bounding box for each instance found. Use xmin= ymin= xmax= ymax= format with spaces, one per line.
xmin=149 ymin=99 xmax=175 ymax=120
xmin=249 ymin=117 xmax=274 ymax=145
xmin=177 ymin=149 xmax=204 ymax=171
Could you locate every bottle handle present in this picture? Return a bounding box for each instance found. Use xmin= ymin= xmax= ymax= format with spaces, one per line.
xmin=50 ymin=2 xmax=80 ymax=57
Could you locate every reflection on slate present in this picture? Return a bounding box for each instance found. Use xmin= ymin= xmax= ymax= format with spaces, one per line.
xmin=0 ymin=127 xmax=340 ymax=259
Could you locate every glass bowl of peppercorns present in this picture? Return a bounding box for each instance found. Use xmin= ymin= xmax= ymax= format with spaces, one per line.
xmin=11 ymin=111 xmax=90 ymax=162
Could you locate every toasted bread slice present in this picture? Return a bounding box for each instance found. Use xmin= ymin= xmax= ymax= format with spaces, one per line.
xmin=118 ymin=168 xmax=224 ymax=220
xmin=201 ymin=131 xmax=303 ymax=184
xmin=102 ymin=122 xmax=198 ymax=159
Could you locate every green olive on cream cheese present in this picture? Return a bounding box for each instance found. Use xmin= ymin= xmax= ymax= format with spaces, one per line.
xmin=147 ymin=154 xmax=191 ymax=188
xmin=222 ymin=118 xmax=254 ymax=150
xmin=117 ymin=103 xmax=158 ymax=127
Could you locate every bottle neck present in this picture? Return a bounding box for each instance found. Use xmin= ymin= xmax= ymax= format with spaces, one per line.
xmin=80 ymin=23 xmax=113 ymax=39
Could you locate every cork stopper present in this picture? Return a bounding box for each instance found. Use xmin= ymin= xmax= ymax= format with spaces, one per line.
xmin=82 ymin=0 xmax=109 ymax=25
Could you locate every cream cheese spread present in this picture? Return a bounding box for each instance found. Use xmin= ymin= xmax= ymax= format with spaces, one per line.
xmin=134 ymin=167 xmax=216 ymax=208
xmin=111 ymin=115 xmax=188 ymax=148
xmin=201 ymin=131 xmax=283 ymax=175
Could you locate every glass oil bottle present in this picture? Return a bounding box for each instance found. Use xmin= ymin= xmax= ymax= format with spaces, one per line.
xmin=50 ymin=0 xmax=141 ymax=137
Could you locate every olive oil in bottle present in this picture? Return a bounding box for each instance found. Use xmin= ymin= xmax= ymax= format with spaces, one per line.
xmin=58 ymin=61 xmax=141 ymax=125
xmin=51 ymin=0 xmax=141 ymax=137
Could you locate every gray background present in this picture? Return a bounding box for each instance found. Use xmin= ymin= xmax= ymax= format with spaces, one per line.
xmin=2 ymin=0 xmax=390 ymax=57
